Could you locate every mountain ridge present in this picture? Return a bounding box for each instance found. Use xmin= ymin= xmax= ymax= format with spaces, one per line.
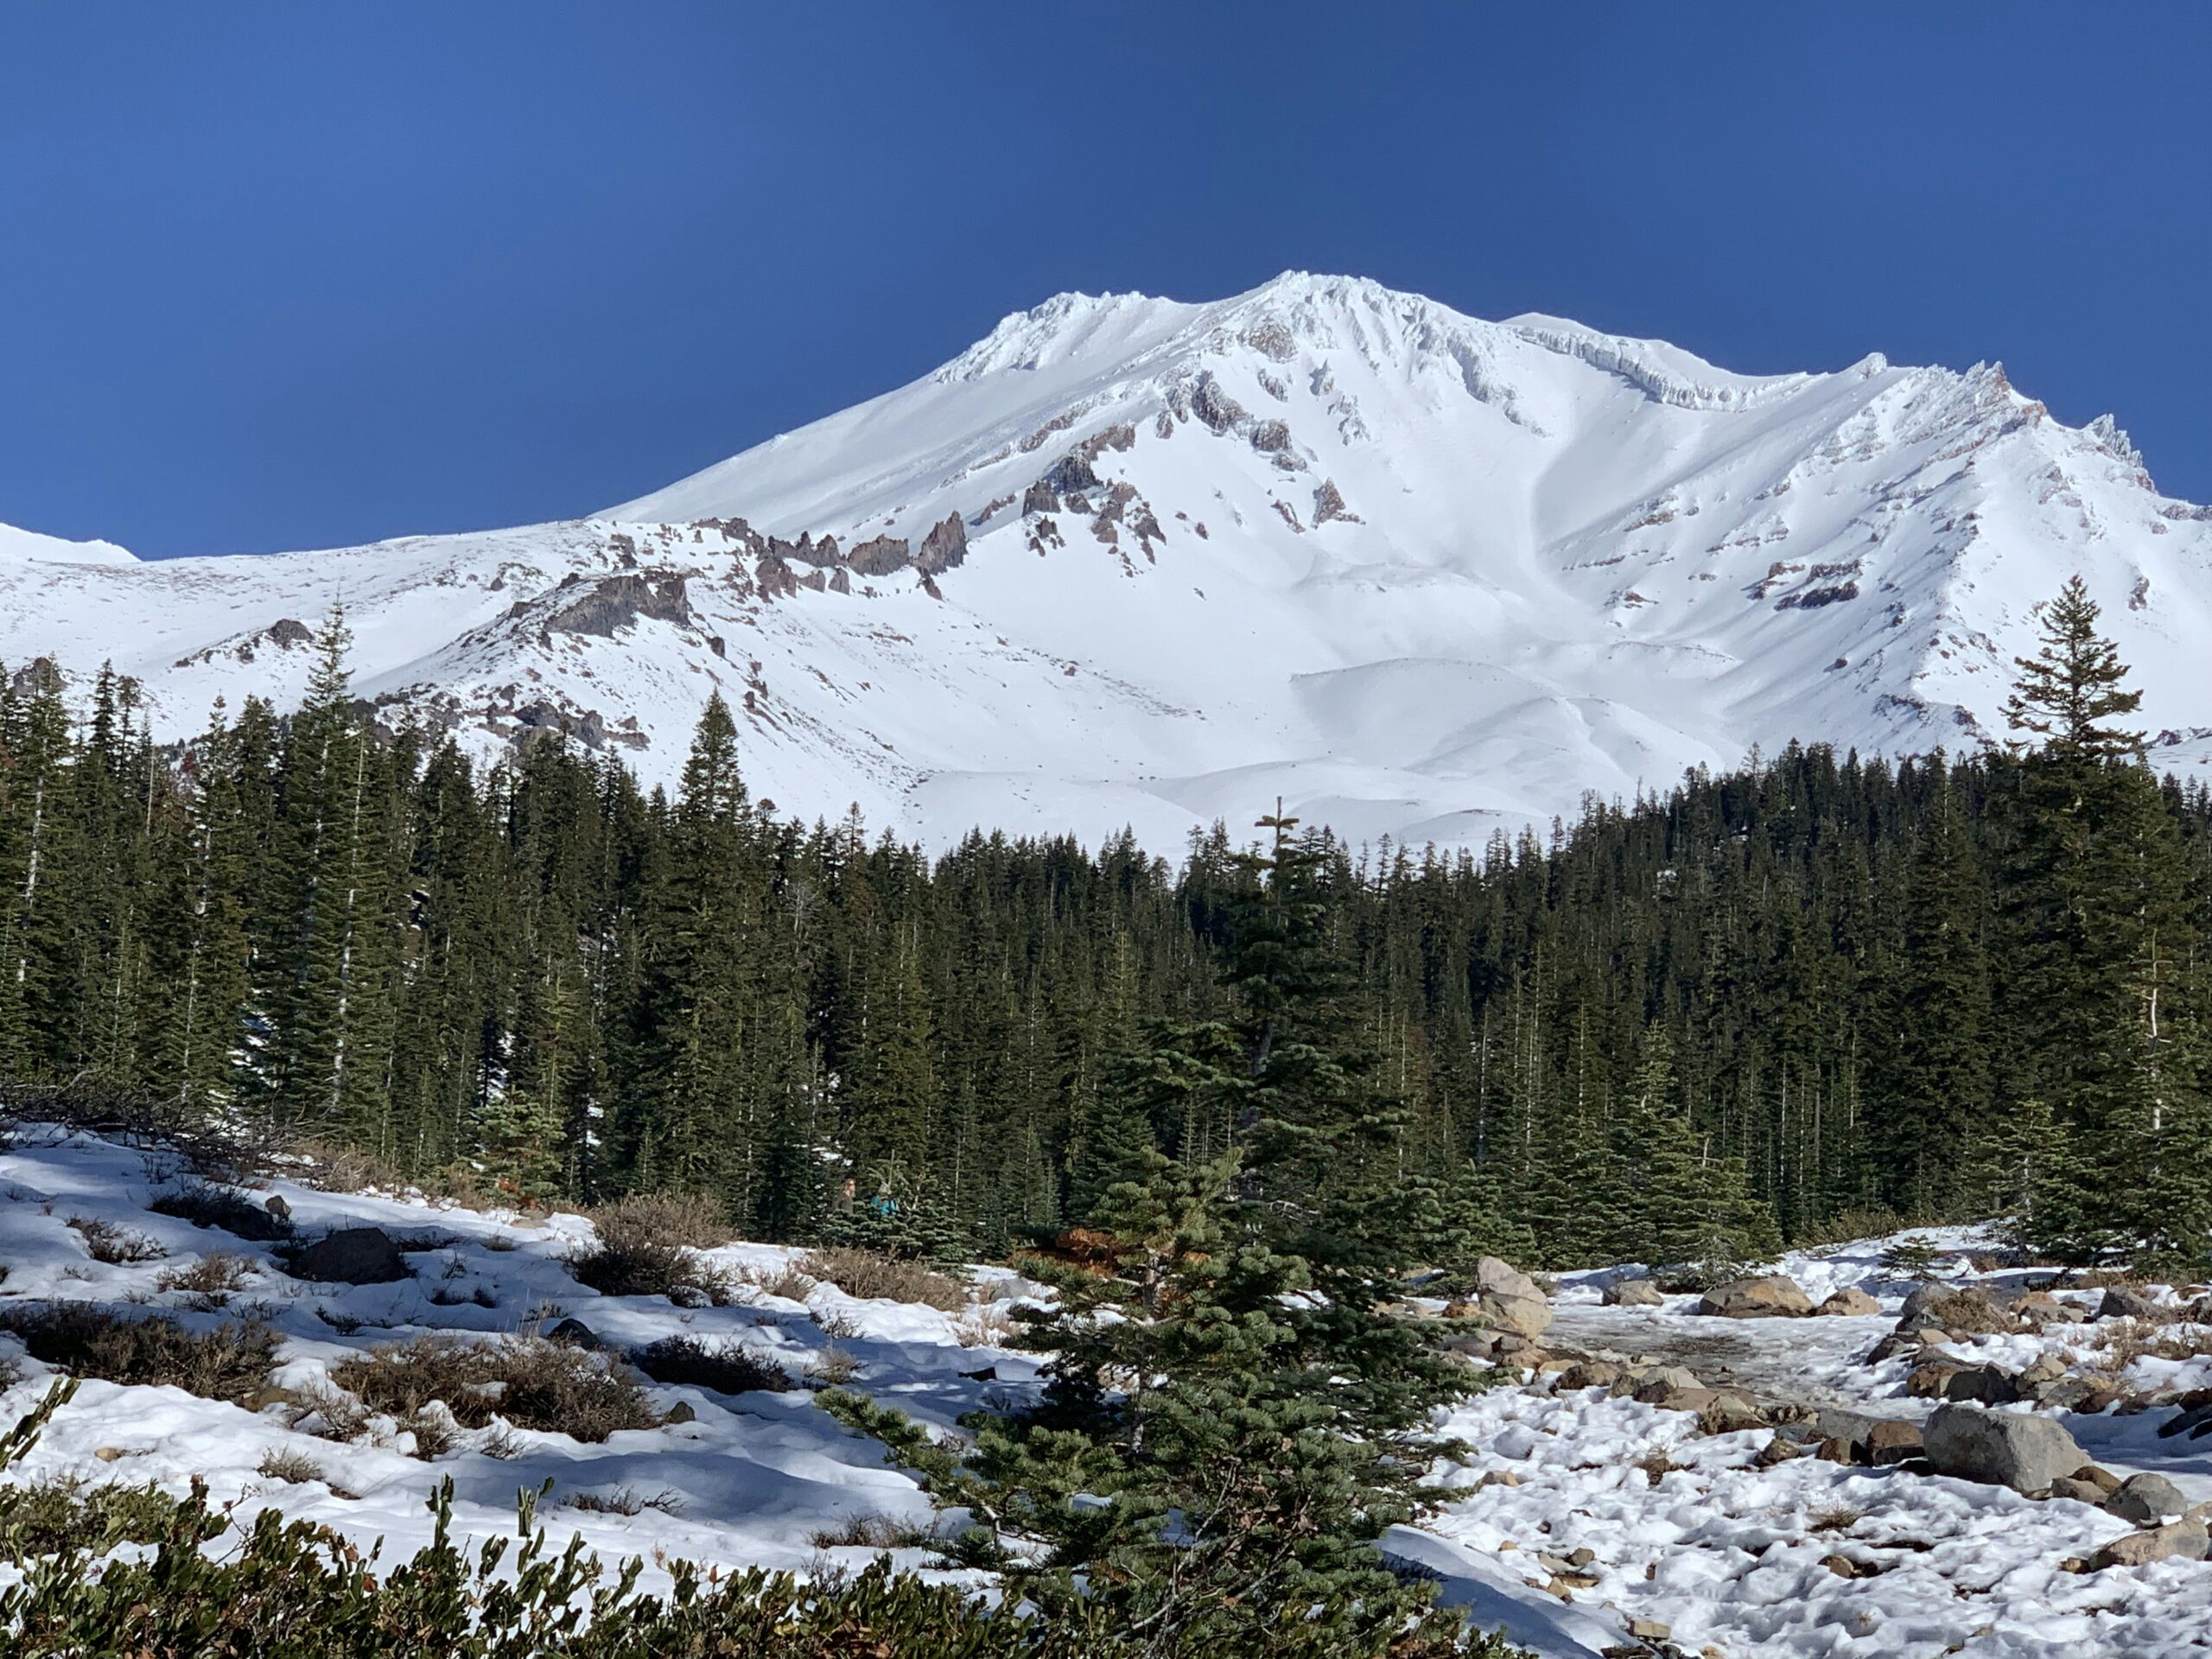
xmin=4 ymin=271 xmax=2209 ymax=853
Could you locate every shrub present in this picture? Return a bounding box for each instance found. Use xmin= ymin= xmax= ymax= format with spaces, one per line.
xmin=65 ymin=1217 xmax=166 ymax=1265
xmin=256 ymin=1447 xmax=328 ymax=1486
xmin=741 ymin=1260 xmax=819 ymax=1302
xmin=323 ymin=1337 xmax=662 ymax=1445
xmin=562 ymin=1484 xmax=681 ymax=1516
xmin=800 ymin=1248 xmax=970 ymax=1312
xmin=156 ymin=1253 xmax=257 ymax=1300
xmin=629 ymin=1335 xmax=793 ymax=1395
xmin=0 ymin=1306 xmax=277 ymax=1402
xmin=808 ymin=1344 xmax=861 ymax=1385
xmin=588 ymin=1192 xmax=732 ymax=1251
xmin=149 ymin=1183 xmax=292 ymax=1243
xmin=809 ymin=1511 xmax=947 ymax=1551
xmin=0 ymin=1473 xmax=193 ymax=1556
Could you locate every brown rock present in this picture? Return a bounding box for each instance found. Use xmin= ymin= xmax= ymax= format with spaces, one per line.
xmin=1697 ymin=1275 xmax=1814 ymax=1319
xmin=1865 ymin=1421 xmax=1923 ymax=1465
xmin=1906 ymin=1360 xmax=1964 ymax=1398
xmin=2073 ymin=1465 xmax=2123 ymax=1494
xmin=1820 ymin=1554 xmax=1857 ymax=1579
xmin=2089 ymin=1518 xmax=2209 ymax=1569
xmin=1815 ymin=1287 xmax=1882 ymax=1317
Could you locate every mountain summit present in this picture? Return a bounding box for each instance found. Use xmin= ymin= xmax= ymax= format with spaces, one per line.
xmin=6 ymin=273 xmax=2209 ymax=851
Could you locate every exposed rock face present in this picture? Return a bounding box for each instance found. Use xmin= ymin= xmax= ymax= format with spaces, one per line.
xmin=1604 ymin=1278 xmax=1664 ymax=1306
xmin=543 ymin=573 xmax=692 ymax=638
xmin=916 ymin=512 xmax=968 ymax=575
xmin=1040 ymin=454 xmax=1100 ymax=496
xmin=1022 ymin=481 xmax=1058 ymax=515
xmin=1815 ymin=1287 xmax=1882 ymax=1317
xmin=1697 ymin=1275 xmax=1813 ymax=1319
xmin=1923 ymin=1403 xmax=2087 ymax=1493
xmin=753 ymin=554 xmax=799 ymax=600
xmin=283 ymin=1226 xmax=409 ymax=1286
xmin=846 ymin=535 xmax=911 ymax=578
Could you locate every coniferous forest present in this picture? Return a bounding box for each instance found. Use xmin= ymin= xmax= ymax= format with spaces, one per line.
xmin=3 ymin=577 xmax=2209 ymax=1276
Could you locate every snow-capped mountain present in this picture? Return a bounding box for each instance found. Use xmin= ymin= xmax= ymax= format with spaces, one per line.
xmin=7 ymin=272 xmax=2211 ymax=852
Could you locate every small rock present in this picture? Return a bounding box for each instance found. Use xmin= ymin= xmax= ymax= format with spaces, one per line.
xmin=2106 ymin=1472 xmax=2190 ymax=1526
xmin=663 ymin=1401 xmax=697 ymax=1425
xmin=1626 ymin=1619 xmax=1672 ymax=1641
xmin=1906 ymin=1360 xmax=1964 ymax=1399
xmin=2047 ymin=1477 xmax=2108 ymax=1503
xmin=1478 ymin=1469 xmax=1520 ymax=1489
xmin=1897 ymin=1285 xmax=2014 ymax=1338
xmin=1815 ymin=1287 xmax=1882 ymax=1317
xmin=1633 ymin=1366 xmax=1704 ymax=1399
xmin=2019 ymin=1352 xmax=2067 ymax=1387
xmin=548 ymin=1318 xmax=607 ymax=1350
xmin=1756 ymin=1436 xmax=1809 ymax=1467
xmin=1568 ymin=1546 xmax=1596 ymax=1567
xmin=264 ymin=1194 xmax=292 ymax=1223
xmin=1560 ymin=1360 xmax=1622 ymax=1391
xmin=1603 ymin=1278 xmax=1665 ymax=1307
xmin=1815 ymin=1436 xmax=1857 ymax=1464
xmin=1865 ymin=1421 xmax=1923 ymax=1465
xmin=2089 ymin=1517 xmax=2209 ymax=1569
xmin=2072 ymin=1464 xmax=2122 ymax=1494
xmin=93 ymin=1446 xmax=125 ymax=1463
xmin=1923 ymin=1403 xmax=2088 ymax=1494
xmin=1820 ymin=1554 xmax=1857 ymax=1579
xmin=1697 ymin=1275 xmax=1813 ymax=1319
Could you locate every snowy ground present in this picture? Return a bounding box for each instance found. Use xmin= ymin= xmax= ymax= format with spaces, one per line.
xmin=0 ymin=1134 xmax=2207 ymax=1656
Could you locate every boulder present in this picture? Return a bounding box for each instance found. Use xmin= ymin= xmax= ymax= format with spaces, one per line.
xmin=1603 ymin=1277 xmax=1665 ymax=1307
xmin=283 ymin=1226 xmax=409 ymax=1285
xmin=1697 ymin=1275 xmax=1812 ymax=1319
xmin=1897 ymin=1285 xmax=2014 ymax=1338
xmin=548 ymin=1318 xmax=608 ymax=1351
xmin=2090 ymin=1518 xmax=2209 ymax=1570
xmin=1815 ymin=1287 xmax=1882 ymax=1317
xmin=2098 ymin=1286 xmax=2169 ymax=1322
xmin=1923 ymin=1403 xmax=2088 ymax=1494
xmin=1559 ymin=1360 xmax=1621 ymax=1391
xmin=2048 ymin=1476 xmax=2109 ymax=1503
xmin=2073 ymin=1464 xmax=2123 ymax=1494
xmin=1470 ymin=1255 xmax=1551 ymax=1338
xmin=1906 ymin=1360 xmax=1964 ymax=1399
xmin=264 ymin=1194 xmax=292 ymax=1224
xmin=2106 ymin=1471 xmax=2190 ymax=1526
xmin=1633 ymin=1367 xmax=1705 ymax=1401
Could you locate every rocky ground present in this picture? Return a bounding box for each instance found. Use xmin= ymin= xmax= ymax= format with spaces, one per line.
xmin=1402 ymin=1234 xmax=2212 ymax=1657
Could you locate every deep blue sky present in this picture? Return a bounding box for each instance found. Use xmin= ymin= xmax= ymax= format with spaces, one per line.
xmin=3 ymin=4 xmax=2206 ymax=559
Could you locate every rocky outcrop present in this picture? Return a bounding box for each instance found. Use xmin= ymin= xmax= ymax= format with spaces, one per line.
xmin=846 ymin=535 xmax=912 ymax=578
xmin=1022 ymin=480 xmax=1059 ymax=516
xmin=1697 ymin=1275 xmax=1812 ymax=1319
xmin=916 ymin=512 xmax=968 ymax=575
xmin=1923 ymin=1402 xmax=2086 ymax=1494
xmin=1450 ymin=1256 xmax=1552 ymax=1338
xmin=1603 ymin=1278 xmax=1664 ymax=1307
xmin=543 ymin=573 xmax=692 ymax=638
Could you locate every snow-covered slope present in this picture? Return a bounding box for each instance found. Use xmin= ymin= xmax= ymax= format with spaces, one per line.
xmin=8 ymin=273 xmax=2212 ymax=852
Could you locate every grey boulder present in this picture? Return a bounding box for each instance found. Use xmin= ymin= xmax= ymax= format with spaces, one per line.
xmin=1923 ymin=1403 xmax=2087 ymax=1494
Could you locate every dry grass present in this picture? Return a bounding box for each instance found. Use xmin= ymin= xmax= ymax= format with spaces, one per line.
xmin=257 ymin=1447 xmax=329 ymax=1485
xmin=563 ymin=1484 xmax=683 ymax=1516
xmin=808 ymin=1512 xmax=946 ymax=1551
xmin=629 ymin=1335 xmax=794 ymax=1395
xmin=740 ymin=1261 xmax=820 ymax=1303
xmin=0 ymin=1306 xmax=276 ymax=1402
xmin=67 ymin=1216 xmax=167 ymax=1264
xmin=952 ymin=1306 xmax=1015 ymax=1349
xmin=321 ymin=1336 xmax=663 ymax=1447
xmin=798 ymin=1248 xmax=969 ymax=1312
xmin=588 ymin=1192 xmax=733 ymax=1250
xmin=807 ymin=1344 xmax=860 ymax=1386
xmin=1809 ymin=1505 xmax=1863 ymax=1535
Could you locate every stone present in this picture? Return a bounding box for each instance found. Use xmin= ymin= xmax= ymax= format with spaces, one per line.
xmin=1560 ymin=1360 xmax=1622 ymax=1391
xmin=2072 ymin=1465 xmax=2122 ymax=1494
xmin=2089 ymin=1518 xmax=2209 ymax=1570
xmin=662 ymin=1401 xmax=697 ymax=1425
xmin=1696 ymin=1275 xmax=1812 ymax=1319
xmin=1626 ymin=1618 xmax=1671 ymax=1640
xmin=264 ymin=1194 xmax=292 ymax=1224
xmin=2098 ymin=1286 xmax=2168 ymax=1322
xmin=2019 ymin=1352 xmax=2067 ymax=1387
xmin=548 ymin=1318 xmax=607 ymax=1351
xmin=2047 ymin=1477 xmax=2108 ymax=1503
xmin=1866 ymin=1332 xmax=1933 ymax=1366
xmin=1815 ymin=1437 xmax=1856 ymax=1464
xmin=1470 ymin=1255 xmax=1551 ymax=1338
xmin=1820 ymin=1554 xmax=1857 ymax=1579
xmin=1603 ymin=1277 xmax=1665 ymax=1307
xmin=1697 ymin=1395 xmax=1766 ymax=1436
xmin=1756 ymin=1436 xmax=1809 ymax=1467
xmin=1814 ymin=1287 xmax=1882 ymax=1317
xmin=1649 ymin=1386 xmax=1720 ymax=1416
xmin=1865 ymin=1421 xmax=1923 ymax=1465
xmin=1923 ymin=1403 xmax=2088 ymax=1494
xmin=1943 ymin=1365 xmax=2022 ymax=1405
xmin=2106 ymin=1472 xmax=2190 ymax=1526
xmin=1906 ymin=1361 xmax=1964 ymax=1399
xmin=283 ymin=1226 xmax=409 ymax=1285
xmin=1897 ymin=1286 xmax=2014 ymax=1338
xmin=93 ymin=1446 xmax=125 ymax=1462
xmin=1633 ymin=1367 xmax=1705 ymax=1400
